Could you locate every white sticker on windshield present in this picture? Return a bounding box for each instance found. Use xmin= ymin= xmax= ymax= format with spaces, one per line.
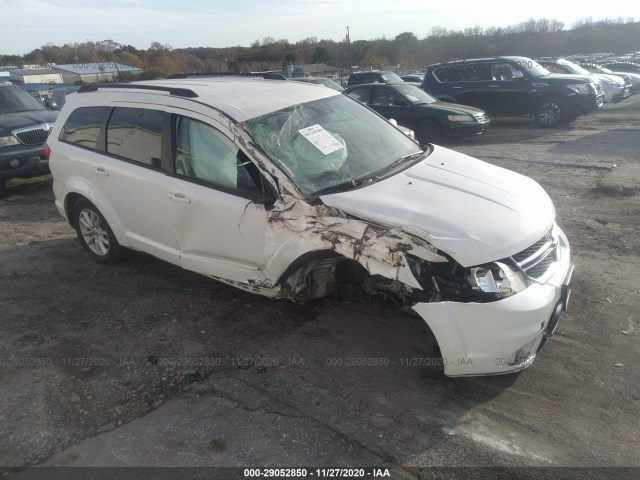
xmin=298 ymin=124 xmax=344 ymax=156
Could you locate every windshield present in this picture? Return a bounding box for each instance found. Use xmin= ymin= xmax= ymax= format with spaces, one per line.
xmin=520 ymin=61 xmax=551 ymax=78
xmin=381 ymin=72 xmax=403 ymax=83
xmin=313 ymin=79 xmax=344 ymax=91
xmin=599 ymin=67 xmax=614 ymax=74
xmin=562 ymin=62 xmax=591 ymax=75
xmin=242 ymin=94 xmax=422 ymax=197
xmin=394 ymin=85 xmax=438 ymax=104
xmin=0 ymin=86 xmax=48 ymax=114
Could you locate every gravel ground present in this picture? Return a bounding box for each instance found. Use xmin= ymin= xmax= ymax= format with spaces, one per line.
xmin=1 ymin=96 xmax=639 ymax=479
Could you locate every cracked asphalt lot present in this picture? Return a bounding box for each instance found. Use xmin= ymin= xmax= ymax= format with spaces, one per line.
xmin=1 ymin=96 xmax=639 ymax=479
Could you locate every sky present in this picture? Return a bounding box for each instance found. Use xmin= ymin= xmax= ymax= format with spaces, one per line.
xmin=1 ymin=0 xmax=639 ymax=55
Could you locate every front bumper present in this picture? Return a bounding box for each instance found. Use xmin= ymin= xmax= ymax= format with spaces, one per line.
xmin=568 ymin=92 xmax=604 ymax=115
xmin=613 ymin=86 xmax=632 ymax=102
xmin=0 ymin=144 xmax=50 ymax=180
xmin=442 ymin=120 xmax=490 ymax=137
xmin=413 ymin=226 xmax=573 ymax=377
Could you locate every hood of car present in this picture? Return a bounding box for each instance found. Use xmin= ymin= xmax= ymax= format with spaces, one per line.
xmin=0 ymin=110 xmax=58 ymax=136
xmin=595 ymin=74 xmax=624 ymax=85
xmin=420 ymin=102 xmax=485 ymax=115
xmin=320 ymin=145 xmax=555 ymax=267
xmin=543 ymin=73 xmax=596 ymax=83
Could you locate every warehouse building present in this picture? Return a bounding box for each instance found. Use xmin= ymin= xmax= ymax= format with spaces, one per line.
xmin=51 ymin=63 xmax=143 ymax=84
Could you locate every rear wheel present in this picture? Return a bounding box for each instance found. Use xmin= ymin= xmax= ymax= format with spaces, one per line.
xmin=72 ymin=199 xmax=126 ymax=264
xmin=534 ymin=97 xmax=569 ymax=127
xmin=417 ymin=119 xmax=441 ymax=145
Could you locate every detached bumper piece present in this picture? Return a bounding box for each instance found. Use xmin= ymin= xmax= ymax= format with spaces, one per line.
xmin=537 ymin=264 xmax=574 ymax=352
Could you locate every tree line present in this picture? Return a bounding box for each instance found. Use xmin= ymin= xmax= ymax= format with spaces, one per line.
xmin=1 ymin=17 xmax=638 ymax=78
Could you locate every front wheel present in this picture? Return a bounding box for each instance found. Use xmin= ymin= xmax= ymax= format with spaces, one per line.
xmin=72 ymin=200 xmax=126 ymax=264
xmin=417 ymin=119 xmax=441 ymax=145
xmin=534 ymin=97 xmax=569 ymax=127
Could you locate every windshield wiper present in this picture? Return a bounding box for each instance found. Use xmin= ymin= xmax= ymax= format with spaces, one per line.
xmin=312 ymin=178 xmax=368 ymax=197
xmin=373 ymin=150 xmax=425 ymax=180
xmin=312 ymin=150 xmax=426 ymax=198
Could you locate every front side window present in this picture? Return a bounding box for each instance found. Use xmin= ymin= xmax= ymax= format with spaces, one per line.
xmin=175 ymin=117 xmax=260 ymax=195
xmin=59 ymin=106 xmax=109 ymax=149
xmin=394 ymin=85 xmax=438 ymax=105
xmin=242 ymin=94 xmax=423 ymax=197
xmin=107 ymin=107 xmax=164 ymax=168
xmin=492 ymin=63 xmax=518 ymax=81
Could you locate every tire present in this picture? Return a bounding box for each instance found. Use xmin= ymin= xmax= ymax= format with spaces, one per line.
xmin=72 ymin=199 xmax=126 ymax=264
xmin=417 ymin=119 xmax=441 ymax=145
xmin=534 ymin=97 xmax=569 ymax=127
xmin=0 ymin=179 xmax=6 ymax=199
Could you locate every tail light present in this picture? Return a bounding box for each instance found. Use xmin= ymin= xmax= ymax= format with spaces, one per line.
xmin=42 ymin=143 xmax=51 ymax=160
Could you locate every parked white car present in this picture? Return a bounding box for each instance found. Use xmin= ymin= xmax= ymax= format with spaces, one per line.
xmin=538 ymin=58 xmax=631 ymax=103
xmin=583 ymin=64 xmax=640 ymax=92
xmin=46 ymin=79 xmax=573 ymax=377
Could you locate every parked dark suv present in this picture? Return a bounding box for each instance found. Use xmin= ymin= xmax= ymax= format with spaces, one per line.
xmin=422 ymin=56 xmax=604 ymax=127
xmin=347 ymin=71 xmax=405 ymax=87
xmin=0 ymin=84 xmax=58 ymax=196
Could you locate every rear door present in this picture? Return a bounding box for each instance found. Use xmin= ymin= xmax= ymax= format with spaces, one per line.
xmin=71 ymin=105 xmax=180 ymax=265
xmin=430 ymin=63 xmax=492 ymax=111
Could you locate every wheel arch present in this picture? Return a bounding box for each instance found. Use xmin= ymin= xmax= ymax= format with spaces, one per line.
xmin=62 ymin=177 xmax=127 ymax=245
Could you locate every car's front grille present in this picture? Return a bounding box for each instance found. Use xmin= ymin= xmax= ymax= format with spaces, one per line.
xmin=15 ymin=128 xmax=50 ymax=146
xmin=511 ymin=229 xmax=557 ymax=280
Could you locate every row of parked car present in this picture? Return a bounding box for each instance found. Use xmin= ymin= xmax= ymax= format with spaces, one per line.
xmin=342 ymin=56 xmax=637 ymax=145
xmin=1 ymin=55 xmax=637 ymax=197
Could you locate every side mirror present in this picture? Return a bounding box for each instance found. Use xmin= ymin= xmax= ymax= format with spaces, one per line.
xmin=513 ymin=71 xmax=525 ymax=80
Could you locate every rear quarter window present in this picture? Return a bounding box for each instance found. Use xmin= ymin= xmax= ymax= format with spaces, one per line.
xmin=58 ymin=106 xmax=110 ymax=149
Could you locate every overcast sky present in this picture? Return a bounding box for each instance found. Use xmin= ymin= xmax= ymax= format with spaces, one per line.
xmin=1 ymin=0 xmax=638 ymax=55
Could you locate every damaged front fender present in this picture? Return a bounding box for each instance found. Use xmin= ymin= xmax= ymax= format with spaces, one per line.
xmin=263 ymin=195 xmax=447 ymax=300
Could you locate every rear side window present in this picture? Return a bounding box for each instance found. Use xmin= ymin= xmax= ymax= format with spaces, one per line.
xmin=433 ymin=63 xmax=491 ymax=82
xmin=107 ymin=107 xmax=164 ymax=168
xmin=59 ymin=107 xmax=109 ymax=149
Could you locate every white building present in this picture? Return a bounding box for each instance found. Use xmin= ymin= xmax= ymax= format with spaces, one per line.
xmin=51 ymin=63 xmax=143 ymax=84
xmin=9 ymin=68 xmax=63 ymax=84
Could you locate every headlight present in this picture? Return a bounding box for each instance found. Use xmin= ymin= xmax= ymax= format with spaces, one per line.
xmin=566 ymin=83 xmax=590 ymax=95
xmin=467 ymin=261 xmax=530 ymax=297
xmin=447 ymin=114 xmax=474 ymax=122
xmin=0 ymin=135 xmax=21 ymax=148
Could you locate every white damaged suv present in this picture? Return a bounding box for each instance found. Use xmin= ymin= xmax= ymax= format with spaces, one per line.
xmin=46 ymin=78 xmax=573 ymax=377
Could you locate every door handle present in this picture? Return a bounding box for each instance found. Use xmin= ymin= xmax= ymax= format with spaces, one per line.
xmin=168 ymin=192 xmax=191 ymax=204
xmin=489 ymin=85 xmax=500 ymax=88
xmin=452 ymin=86 xmax=463 ymax=89
xmin=93 ymin=167 xmax=109 ymax=177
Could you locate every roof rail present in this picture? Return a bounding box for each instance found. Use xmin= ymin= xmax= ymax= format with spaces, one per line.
xmin=166 ymin=72 xmax=286 ymax=81
xmin=77 ymin=83 xmax=198 ymax=98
